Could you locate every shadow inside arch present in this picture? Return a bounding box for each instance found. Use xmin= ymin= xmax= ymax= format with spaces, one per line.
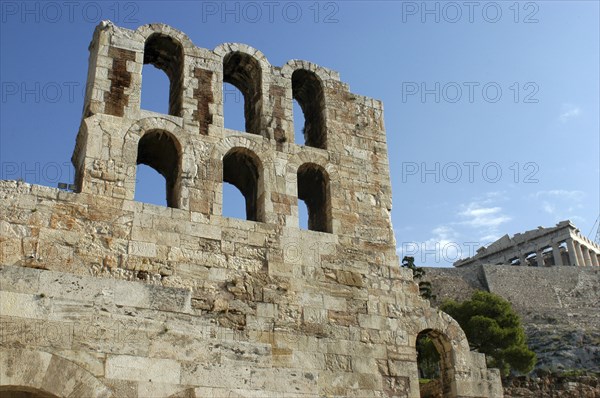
xmin=416 ymin=328 xmax=457 ymax=398
xmin=0 ymin=386 xmax=59 ymax=398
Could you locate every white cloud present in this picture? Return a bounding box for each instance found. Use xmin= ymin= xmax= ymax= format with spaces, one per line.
xmin=559 ymin=104 xmax=581 ymax=122
xmin=479 ymin=234 xmax=500 ymax=246
xmin=533 ymin=190 xmax=585 ymax=201
xmin=397 ymin=225 xmax=466 ymax=267
xmin=458 ymin=203 xmax=511 ymax=228
xmin=484 ymin=191 xmax=508 ymax=200
xmin=431 ymin=225 xmax=456 ymax=239
xmin=568 ymin=215 xmax=586 ymax=224
xmin=397 ymin=192 xmax=513 ymax=267
xmin=542 ymin=202 xmax=555 ymax=214
xmin=529 ymin=190 xmax=586 ymax=223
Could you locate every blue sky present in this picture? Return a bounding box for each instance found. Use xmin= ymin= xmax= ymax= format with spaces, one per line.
xmin=1 ymin=1 xmax=598 ymax=267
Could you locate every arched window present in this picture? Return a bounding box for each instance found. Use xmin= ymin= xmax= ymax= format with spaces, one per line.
xmin=141 ymin=62 xmax=170 ymax=114
xmin=297 ymin=197 xmax=309 ymax=230
xmin=297 ymin=163 xmax=331 ymax=233
xmin=136 ymin=130 xmax=181 ymax=208
xmin=292 ymin=69 xmax=326 ymax=149
xmin=223 ymin=52 xmax=262 ymax=135
xmin=134 ymin=164 xmax=168 ymax=207
xmin=416 ymin=329 xmax=456 ymax=398
xmin=142 ymin=34 xmax=184 ymax=116
xmin=223 ymin=148 xmax=264 ymax=222
xmin=292 ymin=98 xmax=305 ymax=145
xmin=223 ymin=82 xmax=245 ymax=132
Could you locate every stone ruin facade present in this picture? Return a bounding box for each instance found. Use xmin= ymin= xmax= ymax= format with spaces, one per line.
xmin=454 ymin=220 xmax=600 ymax=268
xmin=0 ymin=21 xmax=502 ymax=397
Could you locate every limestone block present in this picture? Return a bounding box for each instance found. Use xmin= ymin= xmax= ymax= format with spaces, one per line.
xmin=0 ymin=291 xmax=48 ymax=320
xmin=105 ymin=354 xmax=181 ymax=384
xmin=50 ymin=348 xmax=106 ymax=377
xmin=256 ymin=302 xmax=277 ymax=318
xmin=0 ymin=265 xmax=40 ymax=294
xmin=251 ymin=368 xmax=319 ymax=393
xmin=0 ymin=316 xmax=73 ymax=351
xmin=102 ymin=379 xmax=138 ymax=398
xmin=323 ymin=295 xmax=347 ymax=311
xmin=128 ymin=241 xmax=157 ymax=257
xmin=180 ymin=363 xmax=253 ymax=388
xmin=148 ymin=284 xmax=192 ymax=313
xmin=303 ymin=307 xmax=327 ymax=324
xmin=137 ymin=382 xmax=189 ymax=398
xmin=0 ymin=349 xmax=51 ymax=391
xmin=112 ymin=279 xmax=151 ymax=308
xmin=351 ymin=355 xmax=378 ymax=374
xmin=293 ymin=350 xmax=326 ymax=370
xmin=318 ymin=370 xmax=382 ymax=394
xmin=358 ymin=313 xmax=388 ymax=330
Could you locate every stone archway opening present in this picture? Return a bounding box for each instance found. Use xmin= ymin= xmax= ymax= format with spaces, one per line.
xmin=143 ymin=33 xmax=185 ymax=117
xmin=297 ymin=163 xmax=332 ymax=233
xmin=292 ymin=69 xmax=327 ymax=149
xmin=0 ymin=386 xmax=58 ymax=398
xmin=223 ymin=51 xmax=263 ymax=136
xmin=222 ymin=147 xmax=264 ymax=222
xmin=416 ymin=329 xmax=456 ymax=398
xmin=136 ymin=129 xmax=182 ymax=208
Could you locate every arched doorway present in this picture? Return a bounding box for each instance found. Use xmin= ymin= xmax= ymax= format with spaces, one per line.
xmin=416 ymin=329 xmax=456 ymax=398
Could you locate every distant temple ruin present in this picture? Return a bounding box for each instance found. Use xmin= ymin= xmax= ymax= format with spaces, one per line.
xmin=454 ymin=220 xmax=600 ymax=267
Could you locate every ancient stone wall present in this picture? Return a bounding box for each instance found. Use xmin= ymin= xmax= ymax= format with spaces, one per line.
xmin=0 ymin=21 xmax=502 ymax=397
xmin=424 ymin=265 xmax=600 ymax=374
xmin=503 ymin=374 xmax=600 ymax=398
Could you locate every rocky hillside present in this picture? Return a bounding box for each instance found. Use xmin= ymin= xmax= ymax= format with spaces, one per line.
xmin=423 ymin=265 xmax=600 ymax=373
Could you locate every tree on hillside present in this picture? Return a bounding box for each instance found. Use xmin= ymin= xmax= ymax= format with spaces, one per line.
xmin=416 ymin=334 xmax=440 ymax=380
xmin=441 ymin=290 xmax=536 ymax=377
xmin=402 ymin=256 xmax=440 ymax=384
xmin=401 ymin=256 xmax=435 ymax=300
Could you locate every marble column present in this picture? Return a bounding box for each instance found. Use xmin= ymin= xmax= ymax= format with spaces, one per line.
xmin=536 ymin=250 xmax=545 ymax=267
xmin=566 ymin=239 xmax=578 ymax=266
xmin=582 ymin=247 xmax=592 ymax=266
xmin=590 ymin=250 xmax=599 ymax=266
xmin=552 ymin=244 xmax=563 ymax=266
xmin=575 ymin=241 xmax=585 ymax=265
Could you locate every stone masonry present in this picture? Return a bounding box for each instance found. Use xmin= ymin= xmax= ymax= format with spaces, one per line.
xmin=0 ymin=21 xmax=502 ymax=397
xmin=424 ymin=264 xmax=600 ymax=373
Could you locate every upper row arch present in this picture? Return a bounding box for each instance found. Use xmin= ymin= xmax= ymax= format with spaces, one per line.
xmin=130 ymin=24 xmax=342 ymax=85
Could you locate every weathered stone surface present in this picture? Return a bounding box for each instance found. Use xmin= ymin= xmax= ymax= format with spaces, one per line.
xmin=0 ymin=21 xmax=502 ymax=397
xmin=504 ymin=374 xmax=600 ymax=398
xmin=424 ymin=264 xmax=600 ymax=375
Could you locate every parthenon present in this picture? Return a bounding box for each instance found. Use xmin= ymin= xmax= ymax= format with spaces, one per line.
xmin=454 ymin=220 xmax=600 ymax=267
